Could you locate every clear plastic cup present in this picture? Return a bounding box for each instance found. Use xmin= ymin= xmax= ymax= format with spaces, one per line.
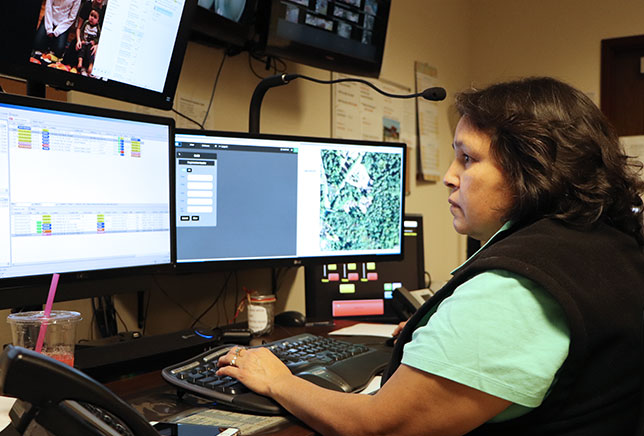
xmin=7 ymin=310 xmax=82 ymax=366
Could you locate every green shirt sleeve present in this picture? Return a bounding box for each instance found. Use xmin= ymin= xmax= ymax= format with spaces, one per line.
xmin=401 ymin=269 xmax=570 ymax=413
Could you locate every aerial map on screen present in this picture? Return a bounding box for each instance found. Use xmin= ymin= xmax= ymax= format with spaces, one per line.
xmin=320 ymin=149 xmax=402 ymax=251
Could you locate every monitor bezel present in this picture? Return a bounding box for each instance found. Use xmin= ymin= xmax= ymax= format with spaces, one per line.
xmin=173 ymin=128 xmax=406 ymax=273
xmin=0 ymin=92 xmax=177 ymax=298
xmin=258 ymin=0 xmax=391 ymax=78
xmin=0 ymin=0 xmax=197 ymax=110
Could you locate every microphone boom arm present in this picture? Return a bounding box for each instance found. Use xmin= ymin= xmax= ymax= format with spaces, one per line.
xmin=248 ymin=73 xmax=446 ymax=134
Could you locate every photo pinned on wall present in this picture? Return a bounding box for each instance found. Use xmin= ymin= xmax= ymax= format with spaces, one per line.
xmin=383 ymin=118 xmax=401 ymax=142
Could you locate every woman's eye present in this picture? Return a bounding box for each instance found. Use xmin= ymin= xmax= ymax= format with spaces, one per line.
xmin=462 ymin=154 xmax=470 ymax=163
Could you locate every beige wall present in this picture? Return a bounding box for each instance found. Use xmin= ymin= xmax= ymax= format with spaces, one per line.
xmin=3 ymin=0 xmax=643 ymax=345
xmin=468 ymin=0 xmax=644 ymax=101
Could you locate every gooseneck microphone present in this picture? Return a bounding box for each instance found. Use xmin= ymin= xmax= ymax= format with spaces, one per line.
xmin=249 ymin=73 xmax=447 ymax=134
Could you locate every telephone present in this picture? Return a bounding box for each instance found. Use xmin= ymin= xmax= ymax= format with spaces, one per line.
xmin=0 ymin=345 xmax=161 ymax=436
xmin=391 ymin=286 xmax=434 ymax=320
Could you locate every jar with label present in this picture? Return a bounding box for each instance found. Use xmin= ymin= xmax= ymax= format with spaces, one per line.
xmin=247 ymin=294 xmax=276 ymax=336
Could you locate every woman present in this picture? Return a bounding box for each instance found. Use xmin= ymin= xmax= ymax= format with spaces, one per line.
xmin=217 ymin=77 xmax=644 ymax=435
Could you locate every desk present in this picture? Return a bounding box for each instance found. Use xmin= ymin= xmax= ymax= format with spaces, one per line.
xmin=106 ymin=321 xmax=389 ymax=436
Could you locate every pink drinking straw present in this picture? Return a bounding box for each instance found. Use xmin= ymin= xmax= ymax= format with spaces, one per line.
xmin=35 ymin=273 xmax=60 ymax=353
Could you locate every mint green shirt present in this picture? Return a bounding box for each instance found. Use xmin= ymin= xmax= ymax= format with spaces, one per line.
xmin=401 ymin=225 xmax=571 ymax=421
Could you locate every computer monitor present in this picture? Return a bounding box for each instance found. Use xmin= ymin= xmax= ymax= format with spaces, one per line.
xmin=258 ymin=0 xmax=391 ymax=78
xmin=0 ymin=92 xmax=174 ymax=306
xmin=0 ymin=0 xmax=197 ymax=109
xmin=174 ymin=129 xmax=406 ymax=269
xmin=304 ymin=214 xmax=425 ymax=323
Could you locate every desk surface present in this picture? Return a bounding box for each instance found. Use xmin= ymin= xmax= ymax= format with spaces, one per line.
xmin=106 ymin=320 xmax=390 ymax=436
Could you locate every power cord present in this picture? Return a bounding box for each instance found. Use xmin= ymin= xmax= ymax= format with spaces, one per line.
xmin=169 ymin=51 xmax=228 ymax=130
xmin=91 ymin=296 xmax=117 ymax=338
xmin=171 ymin=108 xmax=202 ymax=129
xmin=152 ymin=274 xmax=202 ymax=326
xmin=200 ymin=52 xmax=227 ymax=128
xmin=247 ymin=51 xmax=286 ymax=79
xmin=190 ymin=271 xmax=234 ymax=329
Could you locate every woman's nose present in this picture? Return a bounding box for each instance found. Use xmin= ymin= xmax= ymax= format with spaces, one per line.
xmin=443 ymin=160 xmax=458 ymax=189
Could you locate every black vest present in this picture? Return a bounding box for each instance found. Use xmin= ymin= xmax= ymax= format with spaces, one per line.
xmin=382 ymin=219 xmax=644 ymax=435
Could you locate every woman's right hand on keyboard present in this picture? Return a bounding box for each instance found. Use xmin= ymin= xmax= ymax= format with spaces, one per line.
xmin=216 ymin=346 xmax=293 ymax=397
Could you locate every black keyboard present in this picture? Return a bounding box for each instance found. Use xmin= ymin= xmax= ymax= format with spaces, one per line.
xmin=161 ymin=333 xmax=391 ymax=414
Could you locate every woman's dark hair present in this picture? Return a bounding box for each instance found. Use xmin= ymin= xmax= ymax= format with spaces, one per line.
xmin=455 ymin=76 xmax=644 ymax=245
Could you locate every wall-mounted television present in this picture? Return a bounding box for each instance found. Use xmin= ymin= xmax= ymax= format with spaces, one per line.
xmin=0 ymin=0 xmax=197 ymax=110
xmin=190 ymin=0 xmax=258 ymax=52
xmin=258 ymin=0 xmax=391 ymax=78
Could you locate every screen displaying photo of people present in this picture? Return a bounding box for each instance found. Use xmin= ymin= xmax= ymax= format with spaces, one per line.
xmin=27 ymin=0 xmax=186 ymax=93
xmin=30 ymin=0 xmax=107 ymax=77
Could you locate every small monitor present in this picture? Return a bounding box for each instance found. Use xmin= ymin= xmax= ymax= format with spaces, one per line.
xmin=0 ymin=93 xmax=174 ymax=286
xmin=191 ymin=0 xmax=258 ymax=51
xmin=174 ymin=129 xmax=406 ymax=269
xmin=0 ymin=0 xmax=197 ymax=109
xmin=259 ymin=0 xmax=391 ymax=78
xmin=304 ymin=214 xmax=426 ymax=323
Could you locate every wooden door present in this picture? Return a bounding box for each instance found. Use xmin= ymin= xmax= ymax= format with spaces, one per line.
xmin=601 ymin=35 xmax=644 ymax=136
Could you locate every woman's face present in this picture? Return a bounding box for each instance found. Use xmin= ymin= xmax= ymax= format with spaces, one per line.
xmin=443 ymin=117 xmax=515 ymax=242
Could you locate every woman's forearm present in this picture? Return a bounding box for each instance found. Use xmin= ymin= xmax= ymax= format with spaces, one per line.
xmin=269 ymin=374 xmax=382 ymax=436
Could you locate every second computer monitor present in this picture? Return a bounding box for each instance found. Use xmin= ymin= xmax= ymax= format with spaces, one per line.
xmin=174 ymin=130 xmax=406 ymax=268
xmin=304 ymin=214 xmax=425 ymax=323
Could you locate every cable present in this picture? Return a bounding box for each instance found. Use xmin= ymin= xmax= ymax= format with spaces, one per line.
xmin=233 ymin=271 xmax=240 ymax=322
xmin=200 ymin=52 xmax=228 ymax=128
xmin=247 ymin=51 xmax=286 ymax=79
xmin=171 ymin=108 xmax=203 ymax=129
xmin=190 ymin=271 xmax=234 ymax=329
xmin=141 ymin=288 xmax=152 ymax=336
xmin=152 ymin=274 xmax=202 ymax=326
xmin=115 ymin=307 xmax=129 ymax=333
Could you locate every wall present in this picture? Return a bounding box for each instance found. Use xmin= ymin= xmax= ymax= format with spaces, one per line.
xmin=3 ymin=0 xmax=643 ymax=345
xmin=468 ymin=0 xmax=644 ymax=102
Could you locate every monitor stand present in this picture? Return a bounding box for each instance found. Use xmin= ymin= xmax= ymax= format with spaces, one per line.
xmin=26 ymin=80 xmax=46 ymax=98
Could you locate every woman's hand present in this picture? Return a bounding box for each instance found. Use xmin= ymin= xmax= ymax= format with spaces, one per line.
xmin=216 ymin=346 xmax=293 ymax=397
xmin=390 ymin=320 xmax=408 ymax=343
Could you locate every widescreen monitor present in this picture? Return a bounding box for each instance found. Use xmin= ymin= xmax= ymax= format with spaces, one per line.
xmin=174 ymin=129 xmax=406 ymax=269
xmin=0 ymin=93 xmax=174 ymax=290
xmin=304 ymin=214 xmax=425 ymax=323
xmin=259 ymin=0 xmax=391 ymax=77
xmin=0 ymin=0 xmax=197 ymax=109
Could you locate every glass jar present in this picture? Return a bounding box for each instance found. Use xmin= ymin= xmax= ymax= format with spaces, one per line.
xmin=247 ymin=294 xmax=276 ymax=336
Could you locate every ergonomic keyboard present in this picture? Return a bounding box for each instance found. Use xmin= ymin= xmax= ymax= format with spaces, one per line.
xmin=161 ymin=333 xmax=391 ymax=414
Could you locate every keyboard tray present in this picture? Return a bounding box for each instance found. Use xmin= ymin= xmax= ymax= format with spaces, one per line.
xmin=161 ymin=333 xmax=391 ymax=414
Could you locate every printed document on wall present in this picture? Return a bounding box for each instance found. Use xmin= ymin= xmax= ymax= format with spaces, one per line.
xmin=620 ymin=136 xmax=644 ymax=202
xmin=621 ymin=136 xmax=644 ymax=166
xmin=331 ymin=73 xmax=415 ymax=148
xmin=415 ymin=62 xmax=440 ymax=182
